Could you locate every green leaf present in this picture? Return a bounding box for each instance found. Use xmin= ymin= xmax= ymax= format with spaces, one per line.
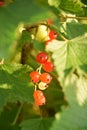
xmin=33 ymin=40 xmax=45 ymax=51
xmin=60 ymin=0 xmax=84 ymax=15
xmin=48 ymin=0 xmax=61 ymax=8
xmin=0 ymin=64 xmax=33 ymax=112
xmin=18 ymin=30 xmax=32 ymax=50
xmin=46 ymin=40 xmax=67 ymax=78
xmin=66 ymin=34 xmax=87 ymax=68
xmin=44 ymin=75 xmax=65 ymax=113
xmin=64 ymin=74 xmax=87 ymax=105
xmin=61 ymin=20 xmax=87 ymax=39
xmin=79 ymin=64 xmax=87 ymax=75
xmin=81 ymin=0 xmax=87 ymax=5
xmin=50 ymin=74 xmax=87 ymax=130
xmin=0 ymin=104 xmax=21 ymax=130
xmin=20 ymin=117 xmax=54 ymax=130
xmin=48 ymin=0 xmax=85 ymax=15
xmin=46 ymin=34 xmax=87 ymax=78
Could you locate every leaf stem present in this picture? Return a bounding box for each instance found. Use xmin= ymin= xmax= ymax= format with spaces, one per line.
xmin=11 ymin=103 xmax=23 ymax=125
xmin=36 ymin=65 xmax=42 ymax=74
xmin=58 ymin=31 xmax=68 ymax=41
xmin=52 ymin=25 xmax=68 ymax=41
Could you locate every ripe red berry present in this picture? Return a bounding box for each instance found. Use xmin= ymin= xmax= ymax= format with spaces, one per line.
xmin=30 ymin=71 xmax=40 ymax=83
xmin=35 ymin=96 xmax=46 ymax=106
xmin=33 ymin=90 xmax=46 ymax=106
xmin=36 ymin=52 xmax=48 ymax=64
xmin=40 ymin=73 xmax=52 ymax=84
xmin=33 ymin=90 xmax=43 ymax=98
xmin=49 ymin=31 xmax=57 ymax=40
xmin=0 ymin=1 xmax=5 ymax=6
xmin=43 ymin=61 xmax=54 ymax=72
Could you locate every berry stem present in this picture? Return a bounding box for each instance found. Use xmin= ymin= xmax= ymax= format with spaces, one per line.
xmin=11 ymin=103 xmax=23 ymax=125
xmin=36 ymin=65 xmax=42 ymax=74
xmin=34 ymin=84 xmax=37 ymax=91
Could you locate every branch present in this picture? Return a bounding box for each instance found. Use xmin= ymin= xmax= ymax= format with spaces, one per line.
xmin=11 ymin=103 xmax=23 ymax=125
xmin=25 ymin=22 xmax=68 ymax=41
xmin=61 ymin=14 xmax=87 ymax=20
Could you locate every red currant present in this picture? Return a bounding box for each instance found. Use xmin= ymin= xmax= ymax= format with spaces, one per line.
xmin=36 ymin=52 xmax=48 ymax=64
xmin=43 ymin=61 xmax=54 ymax=72
xmin=33 ymin=90 xmax=43 ymax=98
xmin=40 ymin=73 xmax=52 ymax=84
xmin=30 ymin=71 xmax=40 ymax=83
xmin=0 ymin=1 xmax=5 ymax=6
xmin=49 ymin=31 xmax=57 ymax=40
xmin=35 ymin=96 xmax=46 ymax=106
xmin=33 ymin=90 xmax=46 ymax=106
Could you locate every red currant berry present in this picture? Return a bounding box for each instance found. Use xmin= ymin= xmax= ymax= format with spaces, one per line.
xmin=49 ymin=31 xmax=57 ymax=40
xmin=30 ymin=71 xmax=40 ymax=83
xmin=40 ymin=73 xmax=52 ymax=84
xmin=33 ymin=90 xmax=46 ymax=106
xmin=0 ymin=1 xmax=5 ymax=6
xmin=35 ymin=96 xmax=46 ymax=106
xmin=33 ymin=90 xmax=44 ymax=99
xmin=43 ymin=61 xmax=54 ymax=72
xmin=36 ymin=52 xmax=48 ymax=64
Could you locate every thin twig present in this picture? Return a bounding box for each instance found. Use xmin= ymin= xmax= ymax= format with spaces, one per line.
xmin=11 ymin=103 xmax=23 ymax=125
xmin=61 ymin=14 xmax=87 ymax=20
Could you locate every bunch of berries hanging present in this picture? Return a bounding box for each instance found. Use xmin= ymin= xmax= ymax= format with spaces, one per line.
xmin=30 ymin=52 xmax=54 ymax=106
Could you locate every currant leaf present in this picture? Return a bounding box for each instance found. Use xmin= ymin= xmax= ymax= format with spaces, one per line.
xmin=51 ymin=74 xmax=87 ymax=130
xmin=20 ymin=117 xmax=54 ymax=130
xmin=0 ymin=64 xmax=33 ymax=112
xmin=46 ymin=34 xmax=87 ymax=80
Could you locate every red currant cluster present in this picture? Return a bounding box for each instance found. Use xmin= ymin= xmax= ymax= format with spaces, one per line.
xmin=30 ymin=52 xmax=54 ymax=106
